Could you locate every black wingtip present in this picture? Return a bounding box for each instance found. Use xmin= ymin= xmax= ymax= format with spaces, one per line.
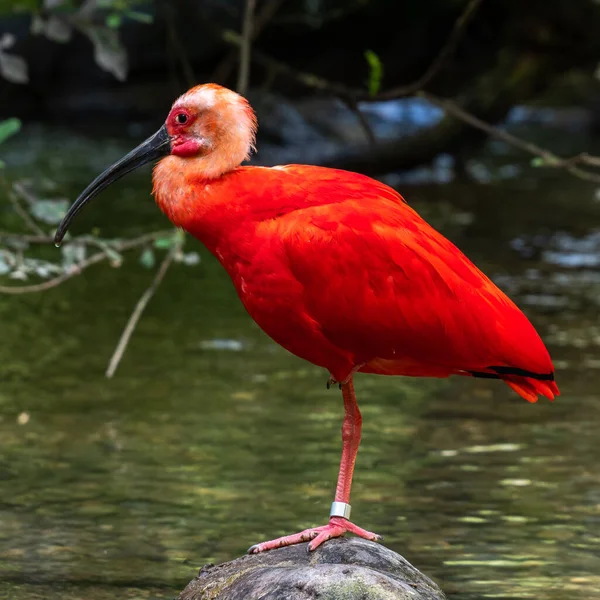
xmin=490 ymin=366 xmax=555 ymax=381
xmin=469 ymin=366 xmax=555 ymax=381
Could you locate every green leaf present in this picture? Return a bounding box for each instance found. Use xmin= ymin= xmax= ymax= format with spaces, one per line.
xmin=126 ymin=10 xmax=153 ymax=24
xmin=140 ymin=248 xmax=155 ymax=269
xmin=106 ymin=13 xmax=122 ymax=29
xmin=153 ymin=236 xmax=174 ymax=249
xmin=531 ymin=156 xmax=559 ymax=168
xmin=364 ymin=50 xmax=383 ymax=96
xmin=0 ymin=117 xmax=21 ymax=145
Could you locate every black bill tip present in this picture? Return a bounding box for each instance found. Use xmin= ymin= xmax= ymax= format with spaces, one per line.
xmin=54 ymin=124 xmax=171 ymax=246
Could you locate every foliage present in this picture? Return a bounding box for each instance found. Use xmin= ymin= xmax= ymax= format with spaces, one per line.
xmin=0 ymin=0 xmax=153 ymax=84
xmin=0 ymin=112 xmax=197 ymax=289
xmin=0 ymin=118 xmax=21 ymax=168
xmin=0 ymin=173 xmax=200 ymax=285
xmin=364 ymin=49 xmax=383 ymax=96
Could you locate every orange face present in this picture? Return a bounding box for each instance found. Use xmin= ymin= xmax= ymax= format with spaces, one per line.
xmin=165 ymin=84 xmax=257 ymax=165
xmin=54 ymin=84 xmax=258 ymax=245
xmin=164 ymin=105 xmax=205 ymax=157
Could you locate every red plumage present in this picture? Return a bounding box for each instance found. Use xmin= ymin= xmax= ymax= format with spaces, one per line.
xmin=153 ymin=162 xmax=558 ymax=403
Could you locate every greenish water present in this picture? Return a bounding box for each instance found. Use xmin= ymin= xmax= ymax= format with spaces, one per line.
xmin=2 ymin=128 xmax=600 ymax=599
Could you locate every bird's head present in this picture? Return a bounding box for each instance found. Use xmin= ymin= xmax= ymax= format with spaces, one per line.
xmin=166 ymin=84 xmax=256 ymax=164
xmin=54 ymin=83 xmax=257 ymax=245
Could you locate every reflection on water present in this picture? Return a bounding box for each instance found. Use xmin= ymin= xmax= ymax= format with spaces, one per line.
xmin=1 ymin=128 xmax=600 ymax=600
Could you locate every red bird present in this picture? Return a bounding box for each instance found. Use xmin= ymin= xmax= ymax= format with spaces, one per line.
xmin=56 ymin=84 xmax=559 ymax=553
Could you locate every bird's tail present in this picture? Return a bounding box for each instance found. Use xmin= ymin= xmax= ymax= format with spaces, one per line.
xmin=502 ymin=375 xmax=560 ymax=403
xmin=468 ymin=368 xmax=560 ymax=402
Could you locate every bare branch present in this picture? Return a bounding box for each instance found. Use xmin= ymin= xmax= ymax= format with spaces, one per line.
xmin=222 ymin=26 xmax=600 ymax=184
xmin=420 ymin=91 xmax=600 ymax=183
xmin=338 ymin=95 xmax=376 ymax=146
xmin=237 ymin=0 xmax=257 ymax=96
xmin=213 ymin=0 xmax=283 ymax=84
xmin=221 ymin=0 xmax=484 ymax=102
xmin=556 ymin=152 xmax=600 ymax=169
xmin=0 ymin=250 xmax=110 ymax=295
xmin=420 ymin=92 xmax=559 ymax=159
xmin=394 ymin=0 xmax=484 ymax=97
xmin=164 ymin=2 xmax=195 ymax=87
xmin=0 ymin=177 xmax=46 ymax=236
xmin=272 ymin=0 xmax=367 ymax=26
xmin=221 ymin=31 xmax=362 ymax=95
xmin=105 ymin=241 xmax=180 ymax=378
xmin=0 ymin=230 xmax=172 ymax=295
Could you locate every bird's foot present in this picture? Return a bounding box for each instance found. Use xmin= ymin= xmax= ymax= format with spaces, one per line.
xmin=247 ymin=516 xmax=382 ymax=554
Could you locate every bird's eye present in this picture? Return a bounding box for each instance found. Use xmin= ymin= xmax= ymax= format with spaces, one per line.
xmin=175 ymin=113 xmax=188 ymax=124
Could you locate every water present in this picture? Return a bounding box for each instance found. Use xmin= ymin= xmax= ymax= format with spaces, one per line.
xmin=1 ymin=128 xmax=600 ymax=599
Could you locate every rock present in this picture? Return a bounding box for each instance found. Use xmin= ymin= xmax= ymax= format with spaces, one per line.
xmin=178 ymin=538 xmax=446 ymax=600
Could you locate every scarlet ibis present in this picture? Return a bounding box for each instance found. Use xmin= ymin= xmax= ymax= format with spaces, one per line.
xmin=55 ymin=84 xmax=559 ymax=553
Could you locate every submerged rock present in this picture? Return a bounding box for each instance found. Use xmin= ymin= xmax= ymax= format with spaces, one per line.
xmin=179 ymin=538 xmax=446 ymax=600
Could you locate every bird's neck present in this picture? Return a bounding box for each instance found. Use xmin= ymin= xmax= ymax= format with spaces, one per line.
xmin=152 ymin=159 xmax=259 ymax=259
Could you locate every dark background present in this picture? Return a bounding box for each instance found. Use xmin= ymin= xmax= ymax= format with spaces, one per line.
xmin=2 ymin=2 xmax=600 ymax=600
xmin=2 ymin=0 xmax=600 ymax=177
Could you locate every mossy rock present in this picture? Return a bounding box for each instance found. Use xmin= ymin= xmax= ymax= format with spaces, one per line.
xmin=179 ymin=538 xmax=446 ymax=600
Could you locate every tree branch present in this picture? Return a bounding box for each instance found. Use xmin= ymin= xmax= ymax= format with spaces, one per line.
xmin=420 ymin=91 xmax=600 ymax=183
xmin=338 ymin=95 xmax=376 ymax=146
xmin=105 ymin=240 xmax=181 ymax=378
xmin=0 ymin=177 xmax=46 ymax=236
xmin=164 ymin=1 xmax=196 ymax=87
xmin=221 ymin=25 xmax=600 ymax=183
xmin=221 ymin=0 xmax=483 ymax=102
xmin=394 ymin=0 xmax=484 ymax=97
xmin=0 ymin=230 xmax=172 ymax=295
xmin=0 ymin=250 xmax=112 ymax=295
xmin=237 ymin=0 xmax=257 ymax=96
xmin=213 ymin=0 xmax=283 ymax=85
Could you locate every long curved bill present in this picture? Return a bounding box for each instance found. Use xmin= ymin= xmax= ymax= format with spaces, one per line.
xmin=54 ymin=125 xmax=171 ymax=246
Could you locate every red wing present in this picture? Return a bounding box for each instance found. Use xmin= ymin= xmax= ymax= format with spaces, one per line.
xmin=279 ymin=183 xmax=554 ymax=380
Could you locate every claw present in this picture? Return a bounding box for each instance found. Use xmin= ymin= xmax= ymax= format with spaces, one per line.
xmin=249 ymin=517 xmax=381 ymax=553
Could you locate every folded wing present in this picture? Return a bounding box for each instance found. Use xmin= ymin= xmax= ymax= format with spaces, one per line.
xmin=275 ymin=167 xmax=558 ymax=401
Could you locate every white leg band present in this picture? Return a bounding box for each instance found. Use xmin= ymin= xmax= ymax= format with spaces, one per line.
xmin=330 ymin=501 xmax=351 ymax=519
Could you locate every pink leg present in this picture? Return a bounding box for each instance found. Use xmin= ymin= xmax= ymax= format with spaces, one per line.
xmin=249 ymin=378 xmax=381 ymax=553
